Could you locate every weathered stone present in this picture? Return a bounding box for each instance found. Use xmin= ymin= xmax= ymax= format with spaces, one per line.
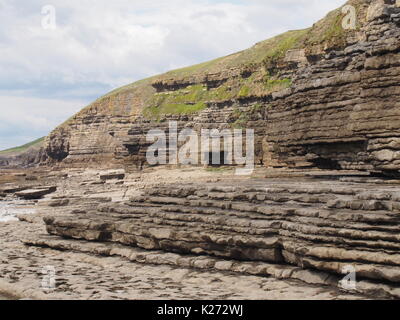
xmin=99 ymin=170 xmax=125 ymax=181
xmin=2 ymin=0 xmax=400 ymax=301
xmin=37 ymin=175 xmax=400 ymax=299
xmin=15 ymin=186 xmax=57 ymax=200
xmin=27 ymin=0 xmax=399 ymax=178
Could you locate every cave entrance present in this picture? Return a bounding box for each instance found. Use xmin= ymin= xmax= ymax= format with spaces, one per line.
xmin=311 ymin=157 xmax=341 ymax=170
xmin=207 ymin=151 xmax=229 ymax=167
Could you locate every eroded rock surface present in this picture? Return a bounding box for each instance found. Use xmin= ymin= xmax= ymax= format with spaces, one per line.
xmin=3 ymin=167 xmax=395 ymax=299
xmin=15 ymin=187 xmax=57 ymax=200
xmin=2 ymin=0 xmax=400 ymax=301
xmin=0 ymin=167 xmax=375 ymax=300
xmin=31 ymin=0 xmax=400 ymax=177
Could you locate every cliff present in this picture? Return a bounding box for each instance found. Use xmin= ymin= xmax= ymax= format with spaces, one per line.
xmin=0 ymin=138 xmax=44 ymax=168
xmin=38 ymin=0 xmax=400 ymax=176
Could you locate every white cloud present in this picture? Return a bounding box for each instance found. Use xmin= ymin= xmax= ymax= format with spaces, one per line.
xmin=0 ymin=96 xmax=85 ymax=149
xmin=0 ymin=0 xmax=347 ymax=149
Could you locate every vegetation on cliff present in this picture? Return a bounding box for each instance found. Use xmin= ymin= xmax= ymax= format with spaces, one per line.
xmin=58 ymin=0 xmax=367 ymax=124
xmin=0 ymin=137 xmax=44 ymax=155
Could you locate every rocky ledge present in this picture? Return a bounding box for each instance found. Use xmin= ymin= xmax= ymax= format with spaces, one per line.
xmin=1 ymin=167 xmax=379 ymax=300
xmin=1 ymin=167 xmax=396 ymax=299
xmin=28 ymin=0 xmax=400 ymax=178
xmin=2 ymin=0 xmax=400 ymax=301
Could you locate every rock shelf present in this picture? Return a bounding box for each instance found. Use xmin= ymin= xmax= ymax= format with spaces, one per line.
xmin=1 ymin=167 xmax=379 ymax=300
xmin=29 ymin=172 xmax=400 ymax=299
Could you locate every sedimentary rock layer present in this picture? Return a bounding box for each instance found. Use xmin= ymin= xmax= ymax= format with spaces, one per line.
xmin=43 ymin=177 xmax=400 ymax=298
xmin=34 ymin=0 xmax=400 ymax=177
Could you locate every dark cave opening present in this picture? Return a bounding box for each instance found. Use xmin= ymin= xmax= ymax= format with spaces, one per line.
xmin=311 ymin=157 xmax=341 ymax=170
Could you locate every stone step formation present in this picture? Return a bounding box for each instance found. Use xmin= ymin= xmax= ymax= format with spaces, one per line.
xmin=36 ymin=177 xmax=400 ymax=299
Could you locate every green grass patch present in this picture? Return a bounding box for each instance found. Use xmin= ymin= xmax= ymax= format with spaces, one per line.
xmin=303 ymin=5 xmax=358 ymax=49
xmin=143 ymin=83 xmax=243 ymax=118
xmin=322 ymin=11 xmax=345 ymax=42
xmin=232 ymin=108 xmax=250 ymax=129
xmin=265 ymin=78 xmax=292 ymax=91
xmin=59 ymin=2 xmax=364 ymax=125
xmin=238 ymin=86 xmax=250 ymax=98
xmin=262 ymin=29 xmax=308 ymax=69
xmin=0 ymin=137 xmax=45 ymax=155
xmin=144 ymin=102 xmax=207 ymax=118
xmin=250 ymin=103 xmax=264 ymax=113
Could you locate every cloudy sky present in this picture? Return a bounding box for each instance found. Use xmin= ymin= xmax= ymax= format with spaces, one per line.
xmin=0 ymin=0 xmax=347 ymax=150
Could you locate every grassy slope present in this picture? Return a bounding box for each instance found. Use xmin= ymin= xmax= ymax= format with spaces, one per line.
xmin=54 ymin=0 xmax=368 ymax=127
xmin=0 ymin=137 xmax=45 ymax=156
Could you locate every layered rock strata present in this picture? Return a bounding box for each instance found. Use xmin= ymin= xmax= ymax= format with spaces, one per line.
xmin=34 ymin=0 xmax=400 ymax=177
xmin=1 ymin=167 xmax=372 ymax=299
xmin=42 ymin=176 xmax=400 ymax=298
xmin=267 ymin=2 xmax=400 ymax=174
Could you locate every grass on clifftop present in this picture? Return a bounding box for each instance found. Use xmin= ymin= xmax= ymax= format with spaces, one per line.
xmin=57 ymin=0 xmax=368 ymax=124
xmin=0 ymin=137 xmax=45 ymax=155
xmin=142 ymin=73 xmax=294 ymax=118
xmin=144 ymin=101 xmax=207 ymax=119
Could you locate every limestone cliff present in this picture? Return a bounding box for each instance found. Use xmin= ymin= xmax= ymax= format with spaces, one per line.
xmin=0 ymin=138 xmax=44 ymax=168
xmin=40 ymin=0 xmax=400 ymax=176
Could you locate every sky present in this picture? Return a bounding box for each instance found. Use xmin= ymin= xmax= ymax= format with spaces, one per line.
xmin=0 ymin=0 xmax=347 ymax=150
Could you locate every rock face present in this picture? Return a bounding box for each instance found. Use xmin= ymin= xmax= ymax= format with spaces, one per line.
xmin=2 ymin=0 xmax=400 ymax=301
xmin=1 ymin=166 xmax=399 ymax=299
xmin=34 ymin=0 xmax=400 ymax=177
xmin=267 ymin=5 xmax=400 ymax=175
xmin=43 ymin=176 xmax=400 ymax=298
xmin=99 ymin=170 xmax=126 ymax=181
xmin=0 ymin=142 xmax=44 ymax=169
xmin=15 ymin=186 xmax=57 ymax=200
